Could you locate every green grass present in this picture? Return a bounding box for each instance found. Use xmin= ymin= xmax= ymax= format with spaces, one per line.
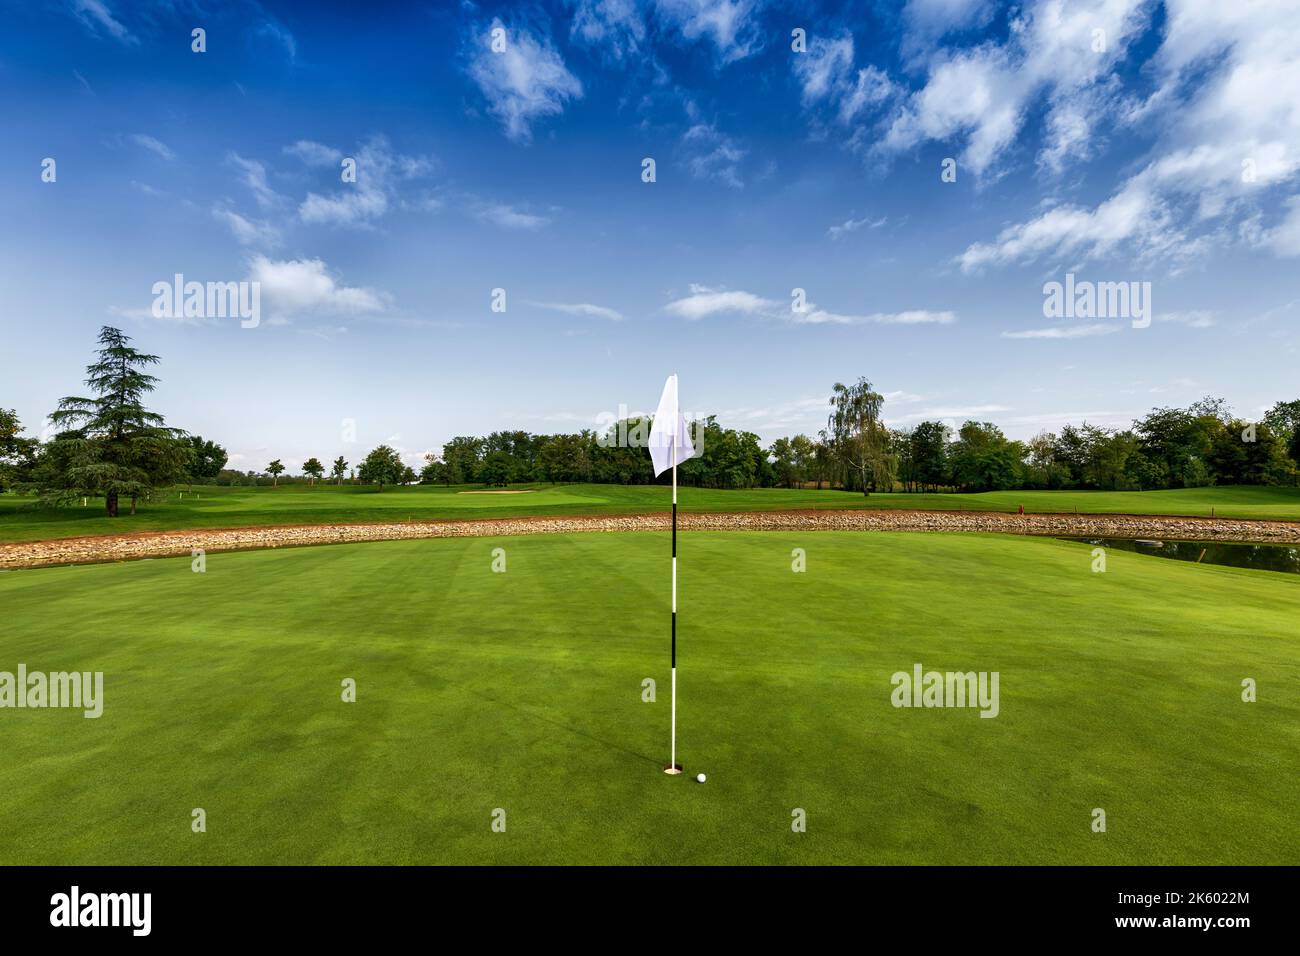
xmin=2 ymin=482 xmax=1299 ymax=543
xmin=1 ymin=531 xmax=1295 ymax=864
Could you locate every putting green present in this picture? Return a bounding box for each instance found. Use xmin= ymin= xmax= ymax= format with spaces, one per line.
xmin=0 ymin=531 xmax=1295 ymax=864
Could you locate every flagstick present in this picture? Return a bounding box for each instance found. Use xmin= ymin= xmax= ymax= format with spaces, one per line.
xmin=670 ymin=442 xmax=681 ymax=780
xmin=666 ymin=430 xmax=681 ymax=775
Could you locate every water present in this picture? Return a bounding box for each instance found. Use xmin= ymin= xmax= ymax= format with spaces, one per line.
xmin=1065 ymin=537 xmax=1300 ymax=575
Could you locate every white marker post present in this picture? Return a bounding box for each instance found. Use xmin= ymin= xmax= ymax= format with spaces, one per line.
xmin=648 ymin=374 xmax=696 ymax=776
xmin=670 ymin=434 xmax=678 ymax=774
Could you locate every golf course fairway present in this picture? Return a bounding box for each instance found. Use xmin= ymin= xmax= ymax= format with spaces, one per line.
xmin=1 ymin=531 xmax=1295 ymax=865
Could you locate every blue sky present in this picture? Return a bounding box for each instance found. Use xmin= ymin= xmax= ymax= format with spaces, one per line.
xmin=1 ymin=0 xmax=1297 ymax=472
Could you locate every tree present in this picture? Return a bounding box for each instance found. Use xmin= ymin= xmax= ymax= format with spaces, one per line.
xmin=420 ymin=453 xmax=449 ymax=485
xmin=1123 ymin=448 xmax=1165 ymax=490
xmin=535 ymin=432 xmax=593 ymax=483
xmin=0 ymin=408 xmax=39 ymax=492
xmin=1082 ymin=427 xmax=1139 ymax=490
xmin=789 ymin=434 xmax=815 ymax=487
xmin=441 ymin=436 xmax=483 ymax=484
xmin=267 ymin=460 xmax=285 ymax=485
xmin=331 ymin=456 xmax=348 ymax=485
xmin=909 ymin=421 xmax=949 ymax=492
xmin=1263 ymin=399 xmax=1300 ymax=450
xmin=1208 ymin=420 xmax=1290 ymax=485
xmin=1024 ymin=431 xmax=1070 ymax=490
xmin=950 ymin=422 xmax=1023 ymax=492
xmin=45 ymin=326 xmax=187 ymax=516
xmin=478 ymin=450 xmax=512 ymax=487
xmin=358 ymin=445 xmax=404 ymax=489
xmin=302 ymin=457 xmax=324 ymax=485
xmin=678 ymin=417 xmax=768 ymax=489
xmin=811 ymin=432 xmax=833 ymax=489
xmin=769 ymin=437 xmax=798 ymax=488
xmin=185 ymin=435 xmax=228 ymax=489
xmin=1133 ymin=401 xmax=1222 ymax=489
xmin=827 ymin=378 xmax=891 ymax=495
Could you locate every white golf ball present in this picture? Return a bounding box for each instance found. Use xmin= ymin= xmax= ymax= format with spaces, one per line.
xmin=696 ymin=773 xmax=706 ymax=783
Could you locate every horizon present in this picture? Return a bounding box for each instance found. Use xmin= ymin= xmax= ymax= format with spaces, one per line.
xmin=2 ymin=0 xmax=1298 ymax=473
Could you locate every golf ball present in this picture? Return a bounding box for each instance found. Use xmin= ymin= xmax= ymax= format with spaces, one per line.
xmin=696 ymin=773 xmax=706 ymax=783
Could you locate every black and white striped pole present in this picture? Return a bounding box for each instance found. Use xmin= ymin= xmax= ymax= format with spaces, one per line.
xmin=667 ymin=432 xmax=680 ymax=775
xmin=649 ymin=373 xmax=692 ymax=776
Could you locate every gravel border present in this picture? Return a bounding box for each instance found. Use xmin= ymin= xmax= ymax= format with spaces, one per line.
xmin=2 ymin=509 xmax=1299 ymax=570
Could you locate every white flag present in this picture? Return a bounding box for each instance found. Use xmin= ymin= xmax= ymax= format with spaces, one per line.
xmin=648 ymin=374 xmax=696 ymax=477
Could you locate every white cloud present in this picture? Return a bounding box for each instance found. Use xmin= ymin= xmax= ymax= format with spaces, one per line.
xmin=107 ymin=305 xmax=157 ymax=322
xmin=296 ymin=136 xmax=435 ymax=228
xmin=299 ymin=189 xmax=388 ymax=227
xmin=795 ymin=308 xmax=956 ymax=326
xmin=958 ymin=179 xmax=1164 ymax=272
xmin=1262 ymin=195 xmax=1300 ymax=257
xmin=998 ymin=408 xmax=1132 ymax=432
xmin=877 ymin=0 xmax=1150 ymax=179
xmin=665 ymin=285 xmax=778 ymax=320
xmin=837 ymin=66 xmax=896 ymax=126
xmin=571 ymin=0 xmax=645 ymax=61
xmin=903 ymin=0 xmax=992 ymax=39
xmin=794 ymin=34 xmax=895 ymax=128
xmin=795 ymin=35 xmax=855 ymax=106
xmin=1001 ymin=323 xmax=1124 ymax=339
xmin=130 ymin=134 xmax=174 ymax=161
xmin=213 ymin=207 xmax=281 ymax=248
xmin=248 ymin=256 xmax=389 ymax=319
xmin=654 ymin=0 xmax=763 ymax=63
xmin=664 ymin=284 xmax=955 ymax=327
xmin=1156 ymin=310 xmax=1214 ymax=328
xmin=714 ymin=396 xmax=832 ymax=436
xmin=467 ymin=18 xmax=583 ymax=143
xmin=283 ymin=140 xmax=343 ymax=166
xmin=526 ymin=300 xmax=623 ymax=321
xmin=890 ymin=403 xmax=1012 ymax=424
xmin=957 ymin=1 xmax=1300 ymax=269
xmin=475 ymin=201 xmax=550 ymax=230
xmin=73 ymin=0 xmax=136 ymax=45
xmin=680 ymin=119 xmax=747 ymax=188
xmin=227 ymin=153 xmax=282 ymax=210
xmin=255 ymin=21 xmax=297 ymax=62
xmin=827 ymin=215 xmax=886 ymax=239
xmin=880 ymin=45 xmax=1026 ymax=179
xmin=1037 ymin=82 xmax=1112 ymax=175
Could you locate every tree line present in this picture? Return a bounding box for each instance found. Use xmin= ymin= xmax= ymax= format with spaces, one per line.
xmin=406 ymin=387 xmax=1300 ymax=494
xmin=3 ymin=329 xmax=1299 ymax=518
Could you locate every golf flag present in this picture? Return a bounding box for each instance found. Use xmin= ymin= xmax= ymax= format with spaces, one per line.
xmin=648 ymin=374 xmax=694 ymax=775
xmin=648 ymin=374 xmax=696 ymax=476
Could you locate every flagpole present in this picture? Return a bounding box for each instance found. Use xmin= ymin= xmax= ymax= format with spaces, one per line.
xmin=670 ymin=434 xmax=679 ymax=773
xmin=666 ymin=376 xmax=681 ymax=775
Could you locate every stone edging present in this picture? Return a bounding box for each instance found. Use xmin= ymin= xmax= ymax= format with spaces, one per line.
xmin=2 ymin=509 xmax=1299 ymax=570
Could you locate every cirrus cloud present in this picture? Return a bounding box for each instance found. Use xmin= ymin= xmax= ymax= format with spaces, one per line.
xmin=467 ymin=18 xmax=583 ymax=143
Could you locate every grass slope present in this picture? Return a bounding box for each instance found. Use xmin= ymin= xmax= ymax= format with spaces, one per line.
xmin=1 ymin=531 xmax=1295 ymax=864
xmin=2 ymin=483 xmax=1300 ymax=543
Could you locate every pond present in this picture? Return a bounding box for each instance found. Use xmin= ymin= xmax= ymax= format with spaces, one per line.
xmin=1064 ymin=538 xmax=1300 ymax=575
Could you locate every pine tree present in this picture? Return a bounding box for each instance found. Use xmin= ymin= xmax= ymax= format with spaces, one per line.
xmin=46 ymin=326 xmax=186 ymax=516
